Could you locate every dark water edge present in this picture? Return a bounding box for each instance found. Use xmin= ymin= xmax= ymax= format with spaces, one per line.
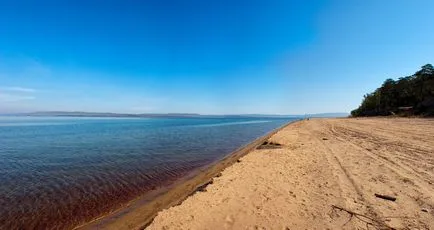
xmin=0 ymin=117 xmax=296 ymax=229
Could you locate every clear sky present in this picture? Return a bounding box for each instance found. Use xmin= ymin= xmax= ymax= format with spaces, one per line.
xmin=0 ymin=0 xmax=433 ymax=114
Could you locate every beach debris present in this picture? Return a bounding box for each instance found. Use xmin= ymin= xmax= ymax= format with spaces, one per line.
xmin=374 ymin=193 xmax=397 ymax=201
xmin=322 ymin=137 xmax=328 ymax=140
xmin=215 ymin=172 xmax=223 ymax=177
xmin=421 ymin=208 xmax=428 ymax=213
xmin=236 ymin=159 xmax=242 ymax=163
xmin=196 ymin=179 xmax=214 ymax=192
xmin=257 ymin=140 xmax=283 ymax=149
xmin=330 ymin=205 xmax=390 ymax=229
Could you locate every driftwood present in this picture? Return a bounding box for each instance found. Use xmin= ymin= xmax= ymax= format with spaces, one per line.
xmin=196 ymin=179 xmax=214 ymax=192
xmin=330 ymin=205 xmax=393 ymax=229
xmin=374 ymin=193 xmax=397 ymax=201
xmin=257 ymin=141 xmax=283 ymax=149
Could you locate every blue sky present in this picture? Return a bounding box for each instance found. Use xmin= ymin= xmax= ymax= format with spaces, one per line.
xmin=0 ymin=0 xmax=433 ymax=114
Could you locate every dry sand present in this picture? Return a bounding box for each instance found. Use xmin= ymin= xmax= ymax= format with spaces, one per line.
xmin=147 ymin=118 xmax=434 ymax=230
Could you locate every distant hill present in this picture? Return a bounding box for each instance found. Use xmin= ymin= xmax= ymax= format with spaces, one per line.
xmin=24 ymin=111 xmax=201 ymax=118
xmin=8 ymin=111 xmax=348 ymax=119
xmin=351 ymin=64 xmax=434 ymax=117
xmin=27 ymin=111 xmax=137 ymax=117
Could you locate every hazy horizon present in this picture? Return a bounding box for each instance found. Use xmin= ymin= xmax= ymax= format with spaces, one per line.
xmin=0 ymin=110 xmax=349 ymax=117
xmin=1 ymin=1 xmax=433 ymax=114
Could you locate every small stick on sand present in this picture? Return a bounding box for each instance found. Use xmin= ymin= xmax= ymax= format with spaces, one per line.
xmin=374 ymin=193 xmax=397 ymax=201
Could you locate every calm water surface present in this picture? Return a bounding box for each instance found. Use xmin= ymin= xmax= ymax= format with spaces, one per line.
xmin=0 ymin=116 xmax=295 ymax=229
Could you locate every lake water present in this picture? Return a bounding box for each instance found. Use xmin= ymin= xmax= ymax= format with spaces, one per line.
xmin=0 ymin=116 xmax=296 ymax=229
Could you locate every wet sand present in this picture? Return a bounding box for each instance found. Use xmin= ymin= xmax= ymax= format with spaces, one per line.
xmin=147 ymin=118 xmax=434 ymax=229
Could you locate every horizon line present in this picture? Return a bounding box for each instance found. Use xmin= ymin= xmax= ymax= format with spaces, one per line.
xmin=0 ymin=110 xmax=349 ymax=117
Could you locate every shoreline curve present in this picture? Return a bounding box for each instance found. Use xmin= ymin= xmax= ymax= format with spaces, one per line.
xmin=76 ymin=120 xmax=299 ymax=230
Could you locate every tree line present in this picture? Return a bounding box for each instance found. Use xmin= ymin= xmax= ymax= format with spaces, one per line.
xmin=351 ymin=64 xmax=434 ymax=117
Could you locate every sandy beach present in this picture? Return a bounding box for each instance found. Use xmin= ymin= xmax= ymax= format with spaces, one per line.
xmin=146 ymin=118 xmax=434 ymax=230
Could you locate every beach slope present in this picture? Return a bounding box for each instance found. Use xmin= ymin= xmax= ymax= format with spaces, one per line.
xmin=148 ymin=118 xmax=434 ymax=229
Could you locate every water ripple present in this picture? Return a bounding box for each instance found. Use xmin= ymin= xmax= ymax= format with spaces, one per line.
xmin=0 ymin=117 xmax=294 ymax=229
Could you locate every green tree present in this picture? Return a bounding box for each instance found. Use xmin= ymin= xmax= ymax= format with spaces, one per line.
xmin=351 ymin=64 xmax=434 ymax=117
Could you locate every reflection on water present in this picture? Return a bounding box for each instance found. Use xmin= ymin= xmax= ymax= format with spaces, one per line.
xmin=0 ymin=116 xmax=295 ymax=229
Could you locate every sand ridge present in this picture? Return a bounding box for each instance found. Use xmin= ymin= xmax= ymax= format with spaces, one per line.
xmin=147 ymin=118 xmax=434 ymax=230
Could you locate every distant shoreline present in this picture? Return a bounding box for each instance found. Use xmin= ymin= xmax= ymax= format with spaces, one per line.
xmin=1 ymin=111 xmax=348 ymax=119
